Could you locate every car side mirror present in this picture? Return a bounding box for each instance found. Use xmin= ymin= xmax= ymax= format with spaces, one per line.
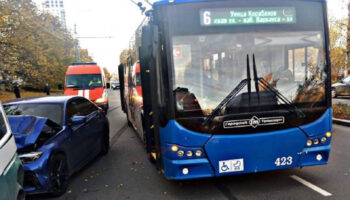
xmin=69 ymin=116 xmax=87 ymax=126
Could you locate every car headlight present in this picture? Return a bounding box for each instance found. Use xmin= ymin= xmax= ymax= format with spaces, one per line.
xmin=19 ymin=152 xmax=43 ymax=164
xmin=95 ymin=98 xmax=107 ymax=104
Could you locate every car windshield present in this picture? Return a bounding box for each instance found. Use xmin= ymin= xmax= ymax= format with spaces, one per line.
xmin=4 ymin=103 xmax=63 ymax=125
xmin=66 ymin=74 xmax=103 ymax=88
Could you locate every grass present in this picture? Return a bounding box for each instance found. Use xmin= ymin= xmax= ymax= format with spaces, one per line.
xmin=332 ymin=103 xmax=350 ymax=120
xmin=0 ymin=90 xmax=63 ymax=102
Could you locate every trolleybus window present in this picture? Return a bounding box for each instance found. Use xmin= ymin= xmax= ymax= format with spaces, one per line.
xmin=161 ymin=0 xmax=329 ymax=133
xmin=173 ymin=31 xmax=326 ymax=116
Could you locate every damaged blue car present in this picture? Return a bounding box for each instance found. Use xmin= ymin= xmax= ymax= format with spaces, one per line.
xmin=3 ymin=96 xmax=110 ymax=196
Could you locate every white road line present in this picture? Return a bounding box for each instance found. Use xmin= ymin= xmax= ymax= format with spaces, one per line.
xmin=290 ymin=175 xmax=332 ymax=197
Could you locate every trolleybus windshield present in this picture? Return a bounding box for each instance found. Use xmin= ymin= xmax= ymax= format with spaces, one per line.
xmin=160 ymin=0 xmax=329 ymax=133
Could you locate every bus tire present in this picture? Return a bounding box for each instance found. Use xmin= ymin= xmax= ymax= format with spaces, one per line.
xmin=126 ymin=110 xmax=132 ymax=127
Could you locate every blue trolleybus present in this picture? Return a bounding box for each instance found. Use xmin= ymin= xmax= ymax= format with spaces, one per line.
xmin=120 ymin=0 xmax=333 ymax=180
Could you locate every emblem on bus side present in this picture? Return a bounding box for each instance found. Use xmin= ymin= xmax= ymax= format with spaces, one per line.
xmin=223 ymin=116 xmax=285 ymax=129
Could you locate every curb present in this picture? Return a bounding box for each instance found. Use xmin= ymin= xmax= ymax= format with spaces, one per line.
xmin=333 ymin=118 xmax=350 ymax=127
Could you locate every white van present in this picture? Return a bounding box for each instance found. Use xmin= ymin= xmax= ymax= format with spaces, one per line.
xmin=0 ymin=102 xmax=24 ymax=200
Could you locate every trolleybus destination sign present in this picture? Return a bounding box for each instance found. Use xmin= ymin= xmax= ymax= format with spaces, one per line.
xmin=200 ymin=7 xmax=296 ymax=26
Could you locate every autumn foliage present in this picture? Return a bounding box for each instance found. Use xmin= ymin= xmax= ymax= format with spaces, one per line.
xmin=0 ymin=0 xmax=92 ymax=91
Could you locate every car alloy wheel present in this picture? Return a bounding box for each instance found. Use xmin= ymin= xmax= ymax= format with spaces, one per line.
xmin=49 ymin=154 xmax=69 ymax=197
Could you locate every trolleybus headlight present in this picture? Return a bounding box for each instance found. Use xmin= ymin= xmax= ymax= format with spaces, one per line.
xmin=195 ymin=150 xmax=202 ymax=157
xmin=321 ymin=137 xmax=327 ymax=143
xmin=326 ymin=132 xmax=332 ymax=138
xmin=313 ymin=139 xmax=320 ymax=145
xmin=182 ymin=168 xmax=189 ymax=175
xmin=171 ymin=145 xmax=179 ymax=152
xmin=177 ymin=150 xmax=184 ymax=157
xmin=316 ymin=154 xmax=323 ymax=161
xmin=186 ymin=151 xmax=193 ymax=157
xmin=306 ymin=140 xmax=313 ymax=147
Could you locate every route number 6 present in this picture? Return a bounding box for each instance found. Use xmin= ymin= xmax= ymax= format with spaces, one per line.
xmin=275 ymin=156 xmax=293 ymax=166
xmin=203 ymin=11 xmax=211 ymax=25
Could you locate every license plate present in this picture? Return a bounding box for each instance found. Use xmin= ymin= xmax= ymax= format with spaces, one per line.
xmin=219 ymin=159 xmax=244 ymax=173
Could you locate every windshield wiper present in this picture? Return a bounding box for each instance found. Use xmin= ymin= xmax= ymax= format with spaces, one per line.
xmin=202 ymin=55 xmax=251 ymax=126
xmin=252 ymin=54 xmax=305 ymax=118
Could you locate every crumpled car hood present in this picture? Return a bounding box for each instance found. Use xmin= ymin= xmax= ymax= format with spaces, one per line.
xmin=7 ymin=115 xmax=48 ymax=149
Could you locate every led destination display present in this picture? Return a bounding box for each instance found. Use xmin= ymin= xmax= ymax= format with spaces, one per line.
xmin=200 ymin=7 xmax=296 ymax=26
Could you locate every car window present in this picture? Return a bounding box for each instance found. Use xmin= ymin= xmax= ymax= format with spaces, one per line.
xmin=67 ymin=98 xmax=98 ymax=120
xmin=79 ymin=99 xmax=98 ymax=116
xmin=0 ymin=108 xmax=8 ymax=142
xmin=343 ymin=76 xmax=350 ymax=83
xmin=4 ymin=103 xmax=63 ymax=125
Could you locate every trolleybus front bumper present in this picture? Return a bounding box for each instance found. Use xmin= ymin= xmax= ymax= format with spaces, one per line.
xmin=160 ymin=109 xmax=332 ymax=180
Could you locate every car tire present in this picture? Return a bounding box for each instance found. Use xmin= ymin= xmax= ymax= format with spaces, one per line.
xmin=17 ymin=191 xmax=25 ymax=200
xmin=332 ymin=88 xmax=337 ymax=98
xmin=100 ymin=126 xmax=110 ymax=155
xmin=48 ymin=154 xmax=69 ymax=197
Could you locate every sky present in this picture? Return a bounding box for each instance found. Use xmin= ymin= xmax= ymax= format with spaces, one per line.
xmin=34 ymin=0 xmax=348 ymax=74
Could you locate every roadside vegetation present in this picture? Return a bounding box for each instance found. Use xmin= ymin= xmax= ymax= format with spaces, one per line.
xmin=0 ymin=90 xmax=63 ymax=102
xmin=0 ymin=0 xmax=92 ymax=92
xmin=333 ymin=103 xmax=350 ymax=120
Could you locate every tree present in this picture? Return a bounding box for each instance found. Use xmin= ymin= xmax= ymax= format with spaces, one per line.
xmin=0 ymin=0 xmax=93 ymax=90
xmin=103 ymin=67 xmax=111 ymax=82
xmin=347 ymin=1 xmax=350 ymax=76
xmin=119 ymin=48 xmax=136 ymax=67
xmin=329 ymin=18 xmax=347 ymax=80
xmin=80 ymin=49 xmax=93 ymax=62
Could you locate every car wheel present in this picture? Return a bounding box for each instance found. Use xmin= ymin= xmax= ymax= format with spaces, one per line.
xmin=48 ymin=154 xmax=69 ymax=197
xmin=101 ymin=126 xmax=110 ymax=155
xmin=17 ymin=191 xmax=25 ymax=200
xmin=332 ymin=89 xmax=337 ymax=98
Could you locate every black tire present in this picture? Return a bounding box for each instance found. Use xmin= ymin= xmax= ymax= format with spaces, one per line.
xmin=104 ymin=103 xmax=109 ymax=112
xmin=100 ymin=126 xmax=110 ymax=155
xmin=126 ymin=108 xmax=132 ymax=127
xmin=332 ymin=88 xmax=337 ymax=98
xmin=17 ymin=191 xmax=25 ymax=200
xmin=48 ymin=154 xmax=69 ymax=197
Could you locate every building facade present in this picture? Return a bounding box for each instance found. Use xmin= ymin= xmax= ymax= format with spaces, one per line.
xmin=35 ymin=0 xmax=66 ymax=26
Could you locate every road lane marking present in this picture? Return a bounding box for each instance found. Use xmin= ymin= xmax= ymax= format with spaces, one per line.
xmin=290 ymin=175 xmax=332 ymax=197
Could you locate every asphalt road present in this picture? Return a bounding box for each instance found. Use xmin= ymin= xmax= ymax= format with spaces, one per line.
xmin=29 ymin=90 xmax=350 ymax=200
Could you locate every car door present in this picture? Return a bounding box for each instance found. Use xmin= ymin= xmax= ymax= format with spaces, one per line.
xmin=78 ymin=98 xmax=104 ymax=158
xmin=343 ymin=76 xmax=350 ymax=95
xmin=0 ymin=103 xmax=19 ymax=200
xmin=65 ymin=98 xmax=93 ymax=171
